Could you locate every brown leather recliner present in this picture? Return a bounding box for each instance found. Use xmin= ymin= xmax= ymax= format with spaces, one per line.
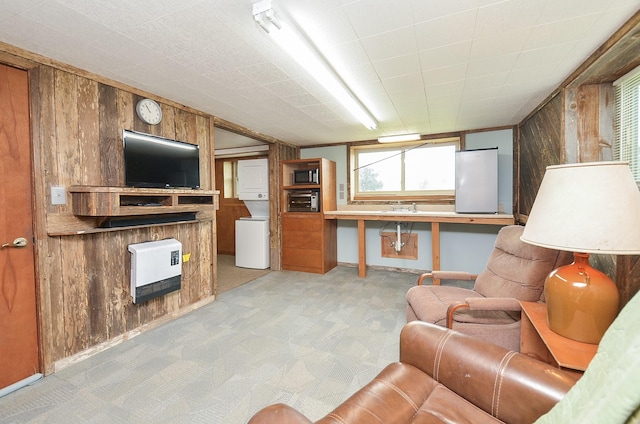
xmin=248 ymin=321 xmax=578 ymax=424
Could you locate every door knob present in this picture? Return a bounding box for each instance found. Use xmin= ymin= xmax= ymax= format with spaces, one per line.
xmin=1 ymin=237 xmax=28 ymax=248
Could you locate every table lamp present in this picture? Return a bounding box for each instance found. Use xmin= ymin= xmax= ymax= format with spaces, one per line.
xmin=521 ymin=161 xmax=640 ymax=344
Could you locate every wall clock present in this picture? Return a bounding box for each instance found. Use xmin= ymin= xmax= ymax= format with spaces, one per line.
xmin=136 ymin=98 xmax=163 ymax=125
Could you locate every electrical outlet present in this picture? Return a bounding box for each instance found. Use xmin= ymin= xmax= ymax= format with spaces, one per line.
xmin=51 ymin=186 xmax=66 ymax=205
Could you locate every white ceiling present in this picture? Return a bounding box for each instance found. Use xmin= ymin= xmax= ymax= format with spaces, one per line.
xmin=0 ymin=0 xmax=638 ymax=148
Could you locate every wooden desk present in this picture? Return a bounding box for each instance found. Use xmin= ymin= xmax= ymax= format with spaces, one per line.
xmin=520 ymin=301 xmax=598 ymax=373
xmin=323 ymin=210 xmax=514 ymax=279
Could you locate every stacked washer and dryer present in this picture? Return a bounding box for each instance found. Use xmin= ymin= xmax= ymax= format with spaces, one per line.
xmin=235 ymin=158 xmax=270 ymax=269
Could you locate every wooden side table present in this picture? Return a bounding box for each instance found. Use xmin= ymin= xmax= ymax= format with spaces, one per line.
xmin=520 ymin=301 xmax=598 ymax=374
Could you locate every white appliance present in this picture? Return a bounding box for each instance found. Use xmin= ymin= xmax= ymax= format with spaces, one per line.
xmin=237 ymin=157 xmax=269 ymax=200
xmin=235 ymin=158 xmax=270 ymax=269
xmin=455 ymin=148 xmax=498 ymax=213
xmin=128 ymin=238 xmax=182 ymax=303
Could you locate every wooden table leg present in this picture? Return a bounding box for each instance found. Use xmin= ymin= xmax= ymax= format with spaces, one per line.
xmin=432 ymin=222 xmax=440 ymax=284
xmin=358 ymin=219 xmax=366 ymax=278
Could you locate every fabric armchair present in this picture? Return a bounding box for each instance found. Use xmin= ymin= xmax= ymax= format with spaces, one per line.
xmin=406 ymin=225 xmax=573 ymax=351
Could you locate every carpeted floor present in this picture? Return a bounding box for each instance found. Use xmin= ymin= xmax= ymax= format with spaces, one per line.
xmin=216 ymin=254 xmax=271 ymax=294
xmin=0 ymin=266 xmax=418 ymax=423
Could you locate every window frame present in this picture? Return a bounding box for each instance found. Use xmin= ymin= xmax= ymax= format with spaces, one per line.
xmin=349 ymin=136 xmax=461 ymax=202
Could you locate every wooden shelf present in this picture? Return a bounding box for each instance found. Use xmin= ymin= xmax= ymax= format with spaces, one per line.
xmin=70 ymin=186 xmax=217 ymax=216
xmin=520 ymin=301 xmax=597 ymax=374
xmin=47 ymin=186 xmax=219 ymax=235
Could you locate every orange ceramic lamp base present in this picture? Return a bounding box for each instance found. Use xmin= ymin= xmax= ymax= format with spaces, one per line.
xmin=544 ymin=252 xmax=619 ymax=344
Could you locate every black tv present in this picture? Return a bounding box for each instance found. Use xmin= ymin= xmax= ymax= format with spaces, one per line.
xmin=123 ymin=129 xmax=200 ymax=189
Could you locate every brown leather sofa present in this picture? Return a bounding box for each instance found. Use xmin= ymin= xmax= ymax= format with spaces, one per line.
xmin=248 ymin=321 xmax=578 ymax=424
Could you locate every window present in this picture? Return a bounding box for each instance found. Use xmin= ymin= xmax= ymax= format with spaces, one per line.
xmin=350 ymin=137 xmax=460 ymax=200
xmin=614 ymin=65 xmax=640 ymax=182
xmin=222 ymin=160 xmax=239 ymax=198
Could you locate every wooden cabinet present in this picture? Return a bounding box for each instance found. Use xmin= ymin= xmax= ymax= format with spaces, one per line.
xmin=281 ymin=158 xmax=337 ymax=274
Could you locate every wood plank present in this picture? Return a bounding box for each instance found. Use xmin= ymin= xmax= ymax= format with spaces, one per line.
xmin=520 ymin=302 xmax=597 ymax=372
xmin=78 ymin=78 xmax=101 ymax=185
xmin=381 ymin=232 xmax=418 ymax=259
xmin=29 ymin=65 xmax=65 ymax=372
xmin=86 ymin=233 xmax=107 ymax=345
xmin=358 ymin=219 xmax=366 ymax=277
xmin=576 ymin=84 xmax=603 ymax=162
xmin=431 ymin=222 xmax=440 ymax=284
xmin=100 ymin=84 xmax=121 ymax=187
xmin=518 ymin=94 xmax=564 ymax=216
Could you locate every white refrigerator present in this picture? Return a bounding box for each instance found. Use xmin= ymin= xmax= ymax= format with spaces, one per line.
xmin=455 ymin=148 xmax=498 ymax=213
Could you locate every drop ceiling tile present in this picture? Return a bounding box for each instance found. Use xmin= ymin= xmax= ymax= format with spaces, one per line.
xmin=512 ymin=42 xmax=578 ymax=71
xmin=328 ymin=39 xmax=376 ymax=71
xmin=464 ymin=72 xmax=511 ymax=93
xmin=292 ymin=2 xmax=359 ymax=47
xmin=422 ymin=63 xmax=468 ymax=85
xmin=283 ymin=93 xmax=322 ymax=108
xmin=525 ymin=14 xmax=603 ymax=50
xmin=469 ymin=28 xmax=532 ymax=59
xmin=239 ymin=61 xmax=291 ymax=85
xmin=474 ymin=0 xmax=545 ymax=35
xmin=57 ymin=0 xmax=157 ymax=34
xmin=538 ymin=0 xmax=616 ymax=24
xmin=360 ymin=26 xmax=419 ymax=62
xmin=466 ymin=53 xmax=519 ymax=78
xmin=372 ymin=53 xmax=422 ymax=80
xmin=426 ymin=80 xmax=465 ymax=99
xmin=382 ymin=72 xmax=425 ymax=94
xmin=202 ymin=70 xmax=259 ymax=92
xmin=409 ymin=0 xmax=480 ymax=23
xmin=342 ymin=0 xmax=415 ymax=39
xmin=428 ymin=94 xmax=463 ymax=110
xmin=388 ymin=89 xmax=426 ymax=104
xmin=505 ymin=62 xmax=565 ymax=86
xmin=0 ymin=14 xmax=78 ymax=59
xmin=419 ymin=41 xmax=473 ymax=71
xmin=265 ymin=79 xmax=307 ymax=97
xmin=414 ymin=9 xmax=477 ymax=50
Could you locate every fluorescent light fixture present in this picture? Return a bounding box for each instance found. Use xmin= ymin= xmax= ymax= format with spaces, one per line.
xmin=378 ymin=133 xmax=421 ymax=143
xmin=125 ymin=130 xmax=197 ymax=150
xmin=252 ymin=0 xmax=377 ymax=130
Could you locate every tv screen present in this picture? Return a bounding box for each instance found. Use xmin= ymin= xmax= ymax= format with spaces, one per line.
xmin=123 ymin=129 xmax=200 ymax=189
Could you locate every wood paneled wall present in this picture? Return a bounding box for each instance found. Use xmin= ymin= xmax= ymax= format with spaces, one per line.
xmin=517 ymin=13 xmax=640 ymax=308
xmin=268 ymin=142 xmax=298 ymax=271
xmin=29 ymin=65 xmax=216 ymax=372
xmin=517 ymin=93 xmax=564 ymax=216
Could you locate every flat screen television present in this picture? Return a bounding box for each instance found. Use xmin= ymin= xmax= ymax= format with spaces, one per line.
xmin=123 ymin=129 xmax=200 ymax=189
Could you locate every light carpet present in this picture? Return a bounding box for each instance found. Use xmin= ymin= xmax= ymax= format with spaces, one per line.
xmin=0 ymin=266 xmax=417 ymax=423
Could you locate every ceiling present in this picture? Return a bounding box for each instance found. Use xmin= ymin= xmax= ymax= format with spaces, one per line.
xmin=0 ymin=0 xmax=639 ymax=148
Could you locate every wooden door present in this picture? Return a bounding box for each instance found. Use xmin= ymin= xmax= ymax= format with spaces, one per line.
xmin=214 ymin=158 xmax=250 ymax=255
xmin=0 ymin=63 xmax=39 ymax=389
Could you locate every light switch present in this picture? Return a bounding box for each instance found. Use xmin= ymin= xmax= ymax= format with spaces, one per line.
xmin=51 ymin=186 xmax=66 ymax=205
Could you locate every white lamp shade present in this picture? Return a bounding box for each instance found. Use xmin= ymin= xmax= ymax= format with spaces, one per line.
xmin=521 ymin=161 xmax=640 ymax=255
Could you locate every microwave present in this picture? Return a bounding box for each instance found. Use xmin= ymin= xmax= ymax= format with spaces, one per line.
xmin=287 ymin=189 xmax=320 ymax=212
xmin=293 ymin=168 xmax=319 ymax=185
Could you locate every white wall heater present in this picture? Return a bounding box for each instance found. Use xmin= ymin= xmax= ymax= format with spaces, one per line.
xmin=128 ymin=238 xmax=182 ymax=304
